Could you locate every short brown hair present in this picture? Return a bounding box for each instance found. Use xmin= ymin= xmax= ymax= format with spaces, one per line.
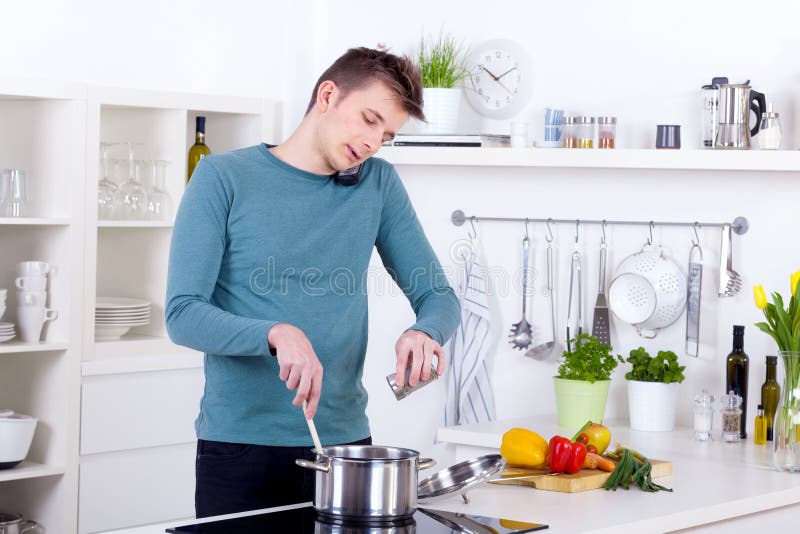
xmin=306 ymin=47 xmax=424 ymax=121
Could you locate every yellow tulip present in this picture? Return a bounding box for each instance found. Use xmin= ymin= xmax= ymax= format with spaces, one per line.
xmin=792 ymin=270 xmax=800 ymax=297
xmin=753 ymin=285 xmax=768 ymax=310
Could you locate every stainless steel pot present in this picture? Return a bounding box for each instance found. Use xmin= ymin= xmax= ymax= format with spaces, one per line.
xmin=0 ymin=514 xmax=41 ymax=534
xmin=296 ymin=445 xmax=435 ymax=521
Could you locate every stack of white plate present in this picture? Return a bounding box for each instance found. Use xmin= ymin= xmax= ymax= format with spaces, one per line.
xmin=0 ymin=322 xmax=15 ymax=343
xmin=95 ymin=297 xmax=151 ymax=341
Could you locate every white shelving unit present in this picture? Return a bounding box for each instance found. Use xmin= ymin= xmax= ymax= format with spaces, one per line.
xmin=0 ymin=77 xmax=277 ymax=534
xmin=379 ymin=145 xmax=800 ymax=171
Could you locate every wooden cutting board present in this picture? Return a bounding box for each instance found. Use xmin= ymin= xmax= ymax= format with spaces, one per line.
xmin=491 ymin=460 xmax=673 ymax=493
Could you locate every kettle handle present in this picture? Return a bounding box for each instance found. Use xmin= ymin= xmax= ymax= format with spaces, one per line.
xmin=749 ymin=90 xmax=766 ymax=137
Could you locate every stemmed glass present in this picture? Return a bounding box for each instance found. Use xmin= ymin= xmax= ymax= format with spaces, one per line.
xmin=147 ymin=160 xmax=173 ymax=221
xmin=98 ymin=142 xmax=119 ymax=220
xmin=113 ymin=142 xmax=148 ymax=220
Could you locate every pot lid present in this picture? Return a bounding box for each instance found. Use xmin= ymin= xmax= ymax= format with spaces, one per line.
xmin=417 ymin=454 xmax=506 ymax=502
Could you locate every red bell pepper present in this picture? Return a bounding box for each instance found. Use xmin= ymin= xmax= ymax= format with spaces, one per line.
xmin=548 ymin=435 xmax=588 ymax=474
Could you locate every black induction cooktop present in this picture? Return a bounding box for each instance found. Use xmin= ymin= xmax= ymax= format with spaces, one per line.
xmin=166 ymin=503 xmax=548 ymax=533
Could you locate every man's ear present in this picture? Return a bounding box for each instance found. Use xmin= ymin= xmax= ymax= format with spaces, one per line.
xmin=316 ymin=80 xmax=337 ymax=113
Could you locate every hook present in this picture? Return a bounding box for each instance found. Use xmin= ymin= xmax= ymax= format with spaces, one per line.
xmin=574 ymin=219 xmax=580 ymax=244
xmin=601 ymin=220 xmax=607 ymax=245
xmin=524 ymin=218 xmax=530 ymax=239
xmin=647 ymin=221 xmax=654 ymax=245
xmin=692 ymin=222 xmax=701 ymax=247
xmin=545 ymin=218 xmax=554 ymax=243
xmin=468 ymin=216 xmax=478 ymax=241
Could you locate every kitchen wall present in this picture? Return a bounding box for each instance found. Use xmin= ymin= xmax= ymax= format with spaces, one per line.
xmin=3 ymin=0 xmax=799 ymax=463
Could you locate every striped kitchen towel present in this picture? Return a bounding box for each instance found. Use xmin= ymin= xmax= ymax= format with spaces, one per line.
xmin=444 ymin=237 xmax=496 ymax=426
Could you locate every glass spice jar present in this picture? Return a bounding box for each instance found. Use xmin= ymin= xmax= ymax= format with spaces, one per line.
xmin=561 ymin=116 xmax=579 ymax=148
xmin=693 ymin=389 xmax=715 ymax=441
xmin=721 ymin=390 xmax=743 ymax=442
xmin=597 ymin=116 xmax=617 ymax=149
xmin=577 ymin=116 xmax=595 ymax=148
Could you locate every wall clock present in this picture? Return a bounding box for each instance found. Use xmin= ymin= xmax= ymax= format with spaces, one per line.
xmin=465 ymin=39 xmax=534 ymax=120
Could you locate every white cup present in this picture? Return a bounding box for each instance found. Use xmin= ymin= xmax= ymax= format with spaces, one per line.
xmin=15 ymin=276 xmax=47 ymax=291
xmin=17 ymin=261 xmax=51 ymax=277
xmin=17 ymin=291 xmax=47 ymax=307
xmin=0 ymin=288 xmax=6 ymax=299
xmin=510 ymin=122 xmax=529 ymax=148
xmin=16 ymin=306 xmax=58 ymax=343
xmin=0 ymin=304 xmax=5 ymax=321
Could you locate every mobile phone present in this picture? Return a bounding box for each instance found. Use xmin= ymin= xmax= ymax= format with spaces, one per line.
xmin=334 ymin=163 xmax=363 ymax=186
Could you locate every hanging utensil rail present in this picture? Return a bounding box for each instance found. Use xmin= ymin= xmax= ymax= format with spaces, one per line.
xmin=451 ymin=210 xmax=749 ymax=235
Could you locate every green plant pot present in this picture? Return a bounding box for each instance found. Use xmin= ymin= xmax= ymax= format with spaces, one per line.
xmin=553 ymin=377 xmax=611 ymax=431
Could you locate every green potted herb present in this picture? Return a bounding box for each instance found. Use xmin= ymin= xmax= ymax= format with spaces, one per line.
xmin=416 ymin=29 xmax=469 ymax=133
xmin=554 ymin=334 xmax=623 ymax=431
xmin=624 ymin=347 xmax=686 ymax=432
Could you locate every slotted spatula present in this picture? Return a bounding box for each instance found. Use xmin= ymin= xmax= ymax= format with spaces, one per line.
xmin=591 ymin=242 xmax=610 ymax=345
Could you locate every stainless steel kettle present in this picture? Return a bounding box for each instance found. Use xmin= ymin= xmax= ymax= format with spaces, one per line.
xmin=715 ymin=83 xmax=766 ymax=149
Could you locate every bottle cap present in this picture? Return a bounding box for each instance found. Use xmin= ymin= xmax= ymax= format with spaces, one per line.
xmin=767 ymin=355 xmax=778 ymax=364
xmin=722 ymin=390 xmax=743 ymax=409
xmin=733 ymin=325 xmax=744 ymax=336
xmin=757 ymin=404 xmax=764 ymax=410
xmin=196 ymin=116 xmax=206 ymax=134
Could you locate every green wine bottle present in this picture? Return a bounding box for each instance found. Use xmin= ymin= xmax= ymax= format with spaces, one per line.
xmin=726 ymin=325 xmax=749 ymax=439
xmin=762 ymin=355 xmax=780 ymax=441
xmin=187 ymin=116 xmax=211 ymax=183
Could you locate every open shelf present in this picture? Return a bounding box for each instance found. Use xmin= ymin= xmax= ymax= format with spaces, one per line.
xmin=0 ymin=461 xmax=65 ymax=482
xmin=0 ymin=218 xmax=71 ymax=226
xmin=97 ymin=220 xmax=173 ymax=228
xmin=378 ymin=146 xmax=800 ymax=171
xmin=0 ymin=341 xmax=70 ymax=354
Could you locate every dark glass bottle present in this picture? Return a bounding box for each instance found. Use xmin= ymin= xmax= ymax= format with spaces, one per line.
xmin=762 ymin=355 xmax=780 ymax=441
xmin=726 ymin=325 xmax=749 ymax=439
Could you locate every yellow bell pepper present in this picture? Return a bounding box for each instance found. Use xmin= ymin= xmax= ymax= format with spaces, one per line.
xmin=500 ymin=427 xmax=548 ymax=469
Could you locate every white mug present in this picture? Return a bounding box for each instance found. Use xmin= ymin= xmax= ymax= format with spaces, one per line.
xmin=16 ymin=306 xmax=58 ymax=343
xmin=15 ymin=277 xmax=46 ymax=291
xmin=17 ymin=291 xmax=47 ymax=307
xmin=16 ymin=261 xmax=50 ymax=277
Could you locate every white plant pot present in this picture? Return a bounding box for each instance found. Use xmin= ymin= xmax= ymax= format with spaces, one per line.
xmin=628 ymin=380 xmax=679 ymax=432
xmin=421 ymin=87 xmax=462 ymax=134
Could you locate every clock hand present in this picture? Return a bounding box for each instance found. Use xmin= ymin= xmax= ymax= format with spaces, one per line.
xmin=497 ymin=66 xmax=518 ymax=80
xmin=480 ymin=66 xmax=513 ymax=95
xmin=480 ymin=66 xmax=500 ymax=81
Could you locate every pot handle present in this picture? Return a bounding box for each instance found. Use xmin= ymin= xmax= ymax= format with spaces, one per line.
xmin=295 ymin=458 xmax=331 ymax=473
xmin=417 ymin=457 xmax=436 ymax=470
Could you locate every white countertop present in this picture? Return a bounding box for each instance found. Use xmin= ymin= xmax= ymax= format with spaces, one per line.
xmin=105 ymin=415 xmax=800 ymax=534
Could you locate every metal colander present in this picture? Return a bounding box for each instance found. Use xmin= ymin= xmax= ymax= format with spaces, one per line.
xmin=609 ymin=244 xmax=687 ymax=338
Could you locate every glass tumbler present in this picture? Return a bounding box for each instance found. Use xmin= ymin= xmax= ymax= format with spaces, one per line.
xmin=1 ymin=168 xmax=28 ymax=217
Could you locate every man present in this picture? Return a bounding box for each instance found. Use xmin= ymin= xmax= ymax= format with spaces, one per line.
xmin=165 ymin=47 xmax=461 ymax=518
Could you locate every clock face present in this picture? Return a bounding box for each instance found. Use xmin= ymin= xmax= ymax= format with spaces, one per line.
xmin=465 ymin=40 xmax=533 ymax=120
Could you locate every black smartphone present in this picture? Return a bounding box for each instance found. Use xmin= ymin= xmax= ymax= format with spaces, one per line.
xmin=334 ymin=163 xmax=363 ymax=186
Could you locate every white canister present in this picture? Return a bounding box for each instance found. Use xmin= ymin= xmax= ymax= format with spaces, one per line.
xmin=628 ymin=380 xmax=679 ymax=432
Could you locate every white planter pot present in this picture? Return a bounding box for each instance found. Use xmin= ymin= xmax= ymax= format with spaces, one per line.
xmin=627 ymin=380 xmax=679 ymax=432
xmin=421 ymin=88 xmax=462 ymax=134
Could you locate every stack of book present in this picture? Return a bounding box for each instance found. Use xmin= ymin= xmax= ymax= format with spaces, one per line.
xmin=390 ymin=134 xmax=511 ymax=147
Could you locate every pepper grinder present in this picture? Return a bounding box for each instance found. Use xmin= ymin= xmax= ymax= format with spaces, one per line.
xmin=721 ymin=391 xmax=743 ymax=442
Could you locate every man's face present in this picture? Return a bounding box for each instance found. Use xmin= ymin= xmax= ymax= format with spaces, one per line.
xmin=317 ymin=79 xmax=409 ymax=172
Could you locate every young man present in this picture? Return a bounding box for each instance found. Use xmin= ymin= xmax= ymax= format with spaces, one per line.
xmin=165 ymin=47 xmax=461 ymax=518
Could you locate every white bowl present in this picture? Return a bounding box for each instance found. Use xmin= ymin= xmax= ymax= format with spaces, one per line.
xmin=0 ymin=411 xmax=37 ymax=468
xmin=94 ymin=324 xmax=132 ymax=340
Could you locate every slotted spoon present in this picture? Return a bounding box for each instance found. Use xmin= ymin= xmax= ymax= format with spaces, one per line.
xmin=509 ymin=234 xmax=533 ymax=350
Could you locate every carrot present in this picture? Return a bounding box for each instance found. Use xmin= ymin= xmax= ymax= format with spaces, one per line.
xmin=590 ymin=453 xmax=616 ymax=472
xmin=583 ymin=454 xmax=598 ymax=470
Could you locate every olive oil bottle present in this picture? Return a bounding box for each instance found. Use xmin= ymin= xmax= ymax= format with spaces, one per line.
xmin=726 ymin=325 xmax=749 ymax=439
xmin=762 ymin=355 xmax=780 ymax=441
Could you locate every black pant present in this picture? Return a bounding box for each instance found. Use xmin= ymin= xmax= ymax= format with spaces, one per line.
xmin=195 ymin=436 xmax=372 ymax=519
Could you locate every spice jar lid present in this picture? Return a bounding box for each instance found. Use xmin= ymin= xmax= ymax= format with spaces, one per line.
xmin=597 ymin=116 xmax=617 ymax=125
xmin=721 ymin=390 xmax=742 ymax=410
xmin=562 ymin=116 xmax=579 ymax=124
xmin=577 ymin=116 xmax=596 ymax=124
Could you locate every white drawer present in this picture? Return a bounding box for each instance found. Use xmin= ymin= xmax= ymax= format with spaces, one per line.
xmin=81 ymin=368 xmax=204 ymax=454
xmin=79 ymin=443 xmax=196 ymax=533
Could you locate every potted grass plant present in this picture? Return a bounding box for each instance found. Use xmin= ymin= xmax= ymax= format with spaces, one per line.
xmin=417 ymin=29 xmax=469 ymax=133
xmin=624 ymin=347 xmax=686 ymax=431
xmin=553 ymin=334 xmax=624 ymax=431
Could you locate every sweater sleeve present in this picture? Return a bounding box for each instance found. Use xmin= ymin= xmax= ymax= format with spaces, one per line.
xmin=375 ymin=165 xmax=461 ymax=345
xmin=165 ymin=158 xmax=277 ymax=356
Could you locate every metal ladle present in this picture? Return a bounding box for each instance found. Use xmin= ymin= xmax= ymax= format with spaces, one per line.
xmin=526 ymin=220 xmax=559 ymax=359
xmin=509 ymin=222 xmax=533 ymax=350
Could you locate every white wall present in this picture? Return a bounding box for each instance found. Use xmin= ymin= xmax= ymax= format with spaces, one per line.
xmin=4 ymin=0 xmax=800 ymax=464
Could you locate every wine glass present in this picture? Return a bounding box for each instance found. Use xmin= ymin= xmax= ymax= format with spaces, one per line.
xmin=113 ymin=142 xmax=148 ymax=220
xmin=147 ymin=160 xmax=173 ymax=221
xmin=98 ymin=142 xmax=119 ymax=220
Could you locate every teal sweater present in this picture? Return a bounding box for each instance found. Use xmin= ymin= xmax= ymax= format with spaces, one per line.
xmin=165 ymin=144 xmax=460 ymax=446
